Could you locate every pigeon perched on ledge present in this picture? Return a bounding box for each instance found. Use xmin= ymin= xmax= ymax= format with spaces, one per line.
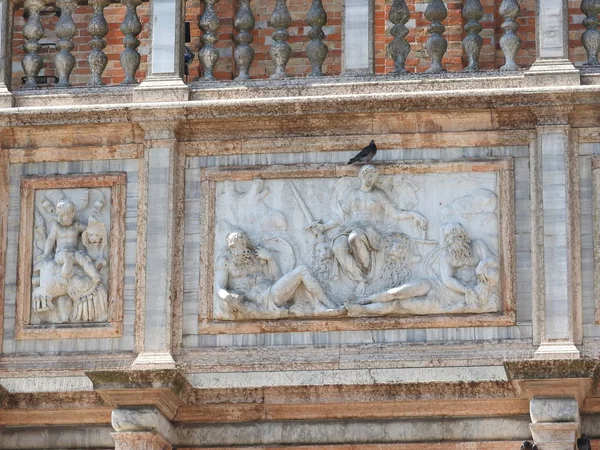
xmin=347 ymin=140 xmax=377 ymax=165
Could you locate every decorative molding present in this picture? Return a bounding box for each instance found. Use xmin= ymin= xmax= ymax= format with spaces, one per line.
xmin=182 ymin=130 xmax=535 ymax=157
xmin=197 ymin=160 xmax=516 ymax=334
xmin=15 ymin=173 xmax=126 ymax=340
xmin=8 ymin=144 xmax=143 ymax=164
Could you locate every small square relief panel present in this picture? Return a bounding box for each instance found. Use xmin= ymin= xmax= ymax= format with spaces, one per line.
xmin=15 ymin=173 xmax=126 ymax=339
xmin=198 ymin=160 xmax=516 ymax=334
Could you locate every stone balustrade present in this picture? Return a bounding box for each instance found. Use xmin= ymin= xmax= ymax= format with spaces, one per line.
xmin=3 ymin=0 xmax=600 ymax=94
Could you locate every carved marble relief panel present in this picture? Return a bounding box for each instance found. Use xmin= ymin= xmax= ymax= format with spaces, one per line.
xmin=199 ymin=161 xmax=515 ymax=334
xmin=15 ymin=173 xmax=126 ymax=339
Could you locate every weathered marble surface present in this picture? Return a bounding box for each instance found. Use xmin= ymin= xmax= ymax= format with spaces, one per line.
xmin=3 ymin=160 xmax=139 ymax=353
xmin=183 ymin=146 xmax=531 ymax=347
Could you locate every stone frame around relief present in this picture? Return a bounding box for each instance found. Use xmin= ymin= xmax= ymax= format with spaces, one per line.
xmin=197 ymin=159 xmax=516 ymax=335
xmin=592 ymin=157 xmax=600 ymax=324
xmin=15 ymin=173 xmax=127 ymax=340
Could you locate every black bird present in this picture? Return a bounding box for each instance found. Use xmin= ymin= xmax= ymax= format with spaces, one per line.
xmin=347 ymin=140 xmax=377 ymax=165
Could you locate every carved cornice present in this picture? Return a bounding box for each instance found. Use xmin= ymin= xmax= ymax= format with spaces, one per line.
xmin=1 ymin=84 xmax=600 ymax=128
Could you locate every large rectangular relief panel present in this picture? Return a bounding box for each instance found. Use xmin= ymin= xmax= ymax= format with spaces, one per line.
xmin=199 ymin=160 xmax=515 ymax=334
xmin=15 ymin=173 xmax=126 ymax=339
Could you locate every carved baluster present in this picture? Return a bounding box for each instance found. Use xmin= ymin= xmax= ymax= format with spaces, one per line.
xmin=119 ymin=0 xmax=143 ymax=85
xmin=234 ymin=0 xmax=255 ymax=80
xmin=269 ymin=0 xmax=292 ymax=79
xmin=462 ymin=0 xmax=483 ymax=71
xmin=199 ymin=0 xmax=220 ymax=80
xmin=424 ymin=0 xmax=447 ymax=73
xmin=582 ymin=0 xmax=600 ymax=66
xmin=22 ymin=0 xmax=45 ymax=89
xmin=499 ymin=0 xmax=521 ymax=70
xmin=388 ymin=0 xmax=410 ymax=74
xmin=87 ymin=0 xmax=110 ymax=86
xmin=306 ymin=0 xmax=328 ymax=77
xmin=55 ymin=0 xmax=77 ymax=87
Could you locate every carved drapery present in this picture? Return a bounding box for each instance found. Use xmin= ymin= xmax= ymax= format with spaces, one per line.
xmin=582 ymin=0 xmax=600 ymax=66
xmin=199 ymin=0 xmax=220 ymax=81
xmin=499 ymin=0 xmax=521 ymax=70
xmin=55 ymin=0 xmax=78 ymax=87
xmin=88 ymin=0 xmax=110 ymax=87
xmin=388 ymin=0 xmax=410 ymax=75
xmin=119 ymin=0 xmax=143 ymax=85
xmin=462 ymin=0 xmax=483 ymax=71
xmin=306 ymin=0 xmax=328 ymax=76
xmin=269 ymin=0 xmax=292 ymax=79
xmin=424 ymin=0 xmax=447 ymax=73
xmin=22 ymin=0 xmax=45 ymax=89
xmin=234 ymin=0 xmax=255 ymax=80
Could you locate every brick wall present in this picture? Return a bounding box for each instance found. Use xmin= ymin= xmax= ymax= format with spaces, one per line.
xmin=8 ymin=0 xmax=591 ymax=88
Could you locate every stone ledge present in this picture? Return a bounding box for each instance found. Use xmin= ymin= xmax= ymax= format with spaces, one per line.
xmin=2 ymin=83 xmax=600 ymax=128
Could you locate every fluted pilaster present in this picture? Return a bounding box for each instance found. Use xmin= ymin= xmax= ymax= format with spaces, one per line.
xmin=306 ymin=0 xmax=328 ymax=77
xmin=119 ymin=0 xmax=143 ymax=85
xmin=55 ymin=0 xmax=77 ymax=87
xmin=462 ymin=0 xmax=483 ymax=71
xmin=22 ymin=0 xmax=45 ymax=89
xmin=199 ymin=0 xmax=220 ymax=81
xmin=88 ymin=0 xmax=110 ymax=86
xmin=388 ymin=0 xmax=410 ymax=75
xmin=269 ymin=0 xmax=292 ymax=79
xmin=424 ymin=0 xmax=447 ymax=73
xmin=499 ymin=0 xmax=521 ymax=70
xmin=234 ymin=0 xmax=255 ymax=80
xmin=582 ymin=0 xmax=600 ymax=66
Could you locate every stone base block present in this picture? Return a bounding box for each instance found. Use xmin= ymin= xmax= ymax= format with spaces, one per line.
xmin=132 ymin=351 xmax=177 ymax=369
xmin=133 ymin=76 xmax=189 ymax=103
xmin=525 ymin=59 xmax=580 ymax=87
xmin=534 ymin=342 xmax=580 ymax=360
xmin=112 ymin=431 xmax=172 ymax=450
xmin=530 ymin=422 xmax=578 ymax=450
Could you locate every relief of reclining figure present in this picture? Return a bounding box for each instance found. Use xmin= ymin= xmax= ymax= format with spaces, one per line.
xmin=215 ymin=231 xmax=340 ymax=320
xmin=346 ymin=222 xmax=500 ymax=317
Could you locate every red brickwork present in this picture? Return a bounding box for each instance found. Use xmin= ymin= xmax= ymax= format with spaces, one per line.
xmin=11 ymin=4 xmax=150 ymax=88
xmin=7 ymin=1 xmax=592 ymax=87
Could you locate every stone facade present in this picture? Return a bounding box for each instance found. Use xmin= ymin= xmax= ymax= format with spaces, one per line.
xmin=3 ymin=1 xmax=600 ymax=450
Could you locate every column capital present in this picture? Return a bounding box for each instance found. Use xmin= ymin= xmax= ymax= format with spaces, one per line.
xmin=137 ymin=120 xmax=181 ymax=141
xmin=531 ymin=105 xmax=573 ymax=126
xmin=86 ymin=369 xmax=193 ymax=420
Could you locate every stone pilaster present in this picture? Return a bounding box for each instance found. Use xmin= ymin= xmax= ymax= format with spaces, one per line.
xmin=0 ymin=0 xmax=12 ymax=106
xmin=133 ymin=0 xmax=188 ymax=102
xmin=525 ymin=0 xmax=579 ymax=85
xmin=133 ymin=122 xmax=184 ymax=368
xmin=111 ymin=407 xmax=175 ymax=450
xmin=342 ymin=0 xmax=374 ymax=75
xmin=530 ymin=397 xmax=580 ymax=450
xmin=531 ymin=107 xmax=581 ymax=359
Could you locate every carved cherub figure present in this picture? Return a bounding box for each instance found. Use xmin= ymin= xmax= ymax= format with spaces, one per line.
xmin=38 ymin=198 xmax=101 ymax=284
